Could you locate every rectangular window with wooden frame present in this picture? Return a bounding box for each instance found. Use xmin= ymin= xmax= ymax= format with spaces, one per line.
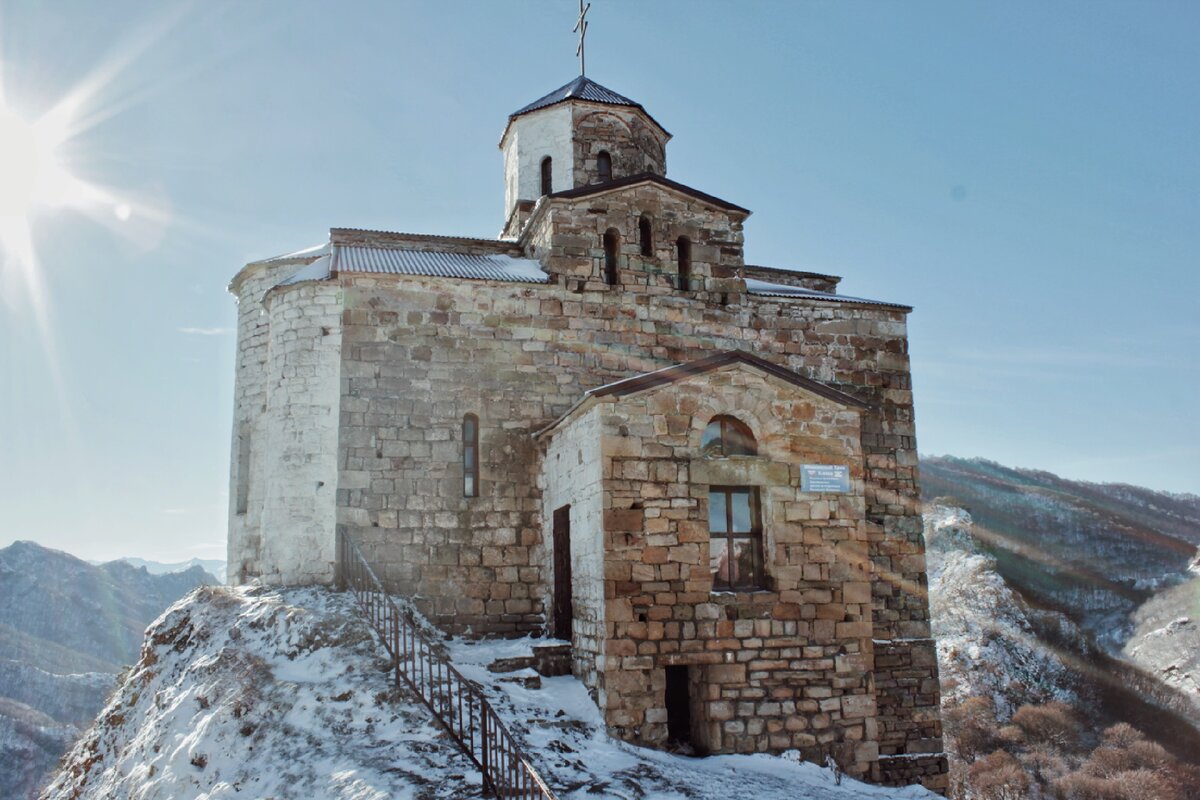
xmin=462 ymin=414 xmax=479 ymax=497
xmin=708 ymin=486 xmax=764 ymax=590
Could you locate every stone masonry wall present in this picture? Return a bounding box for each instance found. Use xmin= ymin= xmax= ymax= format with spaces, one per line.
xmin=570 ymin=105 xmax=667 ymax=188
xmin=539 ymin=403 xmax=606 ymax=687
xmin=560 ymin=366 xmax=879 ymax=780
xmin=323 ymin=188 xmax=940 ymax=788
xmin=255 ymin=280 xmax=343 ymax=586
xmin=228 ymin=257 xmax=325 ymax=584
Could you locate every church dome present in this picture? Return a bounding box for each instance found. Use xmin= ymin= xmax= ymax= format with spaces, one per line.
xmin=509 ymin=76 xmax=668 ymax=136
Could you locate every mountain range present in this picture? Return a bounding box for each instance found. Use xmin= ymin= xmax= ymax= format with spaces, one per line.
xmin=0 ymin=542 xmax=215 ymax=800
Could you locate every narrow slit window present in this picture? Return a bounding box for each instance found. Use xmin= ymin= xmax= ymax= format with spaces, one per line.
xmin=603 ymin=228 xmax=620 ymax=286
xmin=235 ymin=423 xmax=251 ymax=515
xmin=639 ymin=216 xmax=653 ymax=257
xmin=463 ymin=414 xmax=479 ymax=497
xmin=676 ymin=236 xmax=691 ymax=291
xmin=540 ymin=156 xmax=553 ymax=196
xmin=597 ymin=150 xmax=612 ymax=183
xmin=708 ymin=486 xmax=764 ymax=590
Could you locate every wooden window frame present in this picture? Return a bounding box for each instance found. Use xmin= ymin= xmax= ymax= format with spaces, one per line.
xmin=701 ymin=415 xmax=757 ymax=457
xmin=462 ymin=414 xmax=479 ymax=497
xmin=708 ymin=486 xmax=765 ymax=591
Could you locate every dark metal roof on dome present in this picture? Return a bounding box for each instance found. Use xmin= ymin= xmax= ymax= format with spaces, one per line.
xmin=509 ymin=76 xmax=669 ymax=135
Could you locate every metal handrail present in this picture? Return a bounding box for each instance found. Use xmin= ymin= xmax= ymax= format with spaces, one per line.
xmin=338 ymin=531 xmax=558 ymax=800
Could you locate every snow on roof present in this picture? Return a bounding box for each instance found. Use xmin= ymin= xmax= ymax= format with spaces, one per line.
xmin=250 ymin=242 xmax=330 ymax=265
xmin=275 ymin=254 xmax=332 ymax=286
xmin=745 ymin=278 xmax=911 ymax=310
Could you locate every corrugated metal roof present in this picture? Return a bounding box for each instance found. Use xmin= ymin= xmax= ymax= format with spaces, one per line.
xmin=509 ymin=76 xmax=668 ymax=136
xmin=333 ymin=246 xmax=550 ymax=283
xmin=745 ymin=278 xmax=911 ymax=310
xmin=513 ymin=76 xmax=640 ymax=117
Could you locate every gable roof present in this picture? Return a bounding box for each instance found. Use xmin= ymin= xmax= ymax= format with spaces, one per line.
xmin=509 ymin=76 xmax=669 ymax=136
xmin=536 ymin=350 xmax=869 ymax=439
xmin=547 ymin=172 xmax=750 ymax=215
xmin=590 ymin=350 xmax=870 ymax=408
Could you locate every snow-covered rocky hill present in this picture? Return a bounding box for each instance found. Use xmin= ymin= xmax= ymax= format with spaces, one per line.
xmin=926 ymin=505 xmax=1081 ymax=717
xmin=0 ymin=541 xmax=214 ymax=799
xmin=924 ymin=501 xmax=1200 ymax=797
xmin=45 ymin=586 xmax=936 ymax=800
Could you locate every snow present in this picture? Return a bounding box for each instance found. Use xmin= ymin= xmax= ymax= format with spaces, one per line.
xmin=46 ymin=586 xmax=938 ymax=800
xmin=925 ymin=505 xmax=1081 ymax=718
xmin=44 ymin=586 xmax=480 ymax=800
xmin=446 ymin=637 xmax=937 ymax=799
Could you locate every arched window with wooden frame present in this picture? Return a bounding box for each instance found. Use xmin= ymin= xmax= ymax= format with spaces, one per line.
xmin=462 ymin=414 xmax=479 ymax=497
xmin=603 ymin=228 xmax=620 ymax=286
xmin=639 ymin=216 xmax=654 ymax=257
xmin=597 ymin=150 xmax=612 ymax=183
xmin=676 ymin=236 xmax=692 ymax=291
xmin=540 ymin=156 xmax=553 ymax=196
xmin=701 ymin=415 xmax=756 ymax=457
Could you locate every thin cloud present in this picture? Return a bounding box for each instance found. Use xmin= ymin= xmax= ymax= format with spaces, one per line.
xmin=178 ymin=326 xmax=232 ymax=336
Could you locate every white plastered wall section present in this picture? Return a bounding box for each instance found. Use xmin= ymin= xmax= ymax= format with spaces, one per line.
xmin=502 ymin=104 xmax=574 ymax=220
xmin=540 ymin=402 xmax=605 ymax=693
xmin=254 ymin=280 xmax=343 ymax=585
xmin=228 ymin=261 xmax=314 ymax=584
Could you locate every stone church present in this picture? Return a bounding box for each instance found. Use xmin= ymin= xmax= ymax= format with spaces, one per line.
xmin=227 ymin=75 xmax=947 ymax=791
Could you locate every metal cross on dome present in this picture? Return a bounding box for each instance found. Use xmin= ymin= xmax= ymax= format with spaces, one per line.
xmin=574 ymin=0 xmax=591 ymax=76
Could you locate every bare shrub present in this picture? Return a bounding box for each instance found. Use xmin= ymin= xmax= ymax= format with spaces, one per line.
xmin=1057 ymin=767 xmax=1189 ymax=800
xmin=1100 ymin=722 xmax=1142 ymax=749
xmin=1011 ymin=701 xmax=1081 ymax=748
xmin=1083 ymin=746 xmax=1138 ymax=779
xmin=944 ymin=695 xmax=1000 ymax=761
xmin=969 ymin=750 xmax=1032 ymax=800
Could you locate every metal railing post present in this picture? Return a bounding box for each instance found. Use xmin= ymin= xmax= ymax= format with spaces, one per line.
xmin=338 ymin=532 xmax=556 ymax=799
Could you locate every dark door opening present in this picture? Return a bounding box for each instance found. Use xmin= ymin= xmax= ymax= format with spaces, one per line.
xmin=552 ymin=505 xmax=573 ymax=641
xmin=665 ymin=665 xmax=693 ymax=747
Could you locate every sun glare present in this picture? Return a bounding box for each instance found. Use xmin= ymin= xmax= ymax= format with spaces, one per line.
xmin=0 ymin=107 xmax=43 ymax=217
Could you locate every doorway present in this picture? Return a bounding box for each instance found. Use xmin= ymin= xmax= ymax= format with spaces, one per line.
xmin=552 ymin=505 xmax=573 ymax=641
xmin=665 ymin=665 xmax=693 ymax=747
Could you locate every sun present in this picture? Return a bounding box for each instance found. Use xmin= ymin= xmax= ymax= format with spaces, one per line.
xmin=0 ymin=107 xmax=43 ymax=218
xmin=0 ymin=104 xmax=97 ymax=222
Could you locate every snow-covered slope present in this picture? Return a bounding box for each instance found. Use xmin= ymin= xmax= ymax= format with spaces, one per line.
xmin=925 ymin=505 xmax=1080 ymax=718
xmin=1123 ymin=576 xmax=1200 ymax=712
xmin=43 ymin=586 xmax=479 ymax=800
xmin=0 ymin=541 xmax=214 ymax=800
xmin=448 ymin=636 xmax=935 ymax=800
xmin=45 ymin=586 xmax=936 ymax=800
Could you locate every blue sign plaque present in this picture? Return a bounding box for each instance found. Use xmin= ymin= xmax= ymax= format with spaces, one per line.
xmin=800 ymin=464 xmax=851 ymax=493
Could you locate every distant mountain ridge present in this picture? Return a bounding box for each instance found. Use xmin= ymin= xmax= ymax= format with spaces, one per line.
xmin=106 ymin=556 xmax=227 ymax=583
xmin=920 ymin=456 xmax=1199 ymax=649
xmin=0 ymin=541 xmax=214 ymax=800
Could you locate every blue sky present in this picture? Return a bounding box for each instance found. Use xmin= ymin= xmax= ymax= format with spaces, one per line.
xmin=0 ymin=1 xmax=1196 ymax=562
